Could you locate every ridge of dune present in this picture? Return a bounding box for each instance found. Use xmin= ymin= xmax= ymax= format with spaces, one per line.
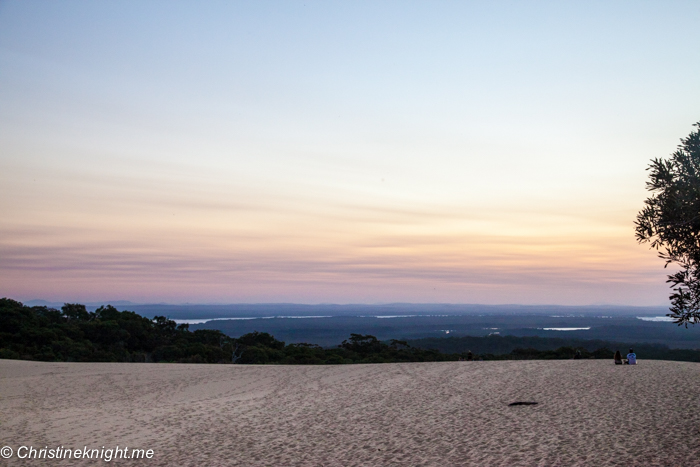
xmin=1 ymin=359 xmax=699 ymax=466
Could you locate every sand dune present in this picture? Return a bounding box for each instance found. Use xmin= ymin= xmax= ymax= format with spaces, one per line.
xmin=1 ymin=359 xmax=699 ymax=466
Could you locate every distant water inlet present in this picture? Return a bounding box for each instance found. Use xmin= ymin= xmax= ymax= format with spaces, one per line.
xmin=637 ymin=316 xmax=674 ymax=322
xmin=174 ymin=314 xmax=450 ymax=325
xmin=540 ymin=327 xmax=591 ymax=331
xmin=174 ymin=316 xmax=332 ymax=325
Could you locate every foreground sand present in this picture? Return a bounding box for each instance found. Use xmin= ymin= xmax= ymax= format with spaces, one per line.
xmin=1 ymin=359 xmax=699 ymax=466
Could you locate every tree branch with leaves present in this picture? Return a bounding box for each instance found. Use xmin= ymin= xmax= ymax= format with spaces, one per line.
xmin=635 ymin=121 xmax=700 ymax=326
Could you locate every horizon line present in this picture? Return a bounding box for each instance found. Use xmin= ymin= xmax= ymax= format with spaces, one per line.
xmin=14 ymin=298 xmax=670 ymax=309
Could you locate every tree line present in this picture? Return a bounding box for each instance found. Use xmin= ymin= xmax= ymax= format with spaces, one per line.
xmin=3 ymin=298 xmax=700 ymax=364
xmin=408 ymin=335 xmax=700 ymax=362
xmin=0 ymin=298 xmax=454 ymax=363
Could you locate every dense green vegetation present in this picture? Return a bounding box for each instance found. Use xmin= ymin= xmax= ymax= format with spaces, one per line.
xmin=0 ymin=299 xmax=453 ymax=363
xmin=3 ymin=298 xmax=700 ymax=363
xmin=0 ymin=298 xmax=232 ymax=363
xmin=408 ymin=335 xmax=700 ymax=362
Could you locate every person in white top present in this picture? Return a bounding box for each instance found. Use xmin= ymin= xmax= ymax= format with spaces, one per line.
xmin=625 ymin=348 xmax=637 ymax=365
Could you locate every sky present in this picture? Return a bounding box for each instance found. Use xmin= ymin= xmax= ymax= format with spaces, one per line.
xmin=1 ymin=1 xmax=699 ymax=305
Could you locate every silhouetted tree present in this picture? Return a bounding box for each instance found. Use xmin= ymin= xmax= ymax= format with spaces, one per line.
xmin=636 ymin=122 xmax=700 ymax=326
xmin=340 ymin=334 xmax=383 ymax=354
xmin=62 ymin=303 xmax=91 ymax=321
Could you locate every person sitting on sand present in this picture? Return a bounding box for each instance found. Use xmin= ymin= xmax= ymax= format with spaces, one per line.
xmin=614 ymin=350 xmax=623 ymax=365
xmin=625 ymin=348 xmax=637 ymax=365
xmin=467 ymin=351 xmax=473 ymax=361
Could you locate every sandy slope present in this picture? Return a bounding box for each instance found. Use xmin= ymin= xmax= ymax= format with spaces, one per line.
xmin=1 ymin=359 xmax=699 ymax=466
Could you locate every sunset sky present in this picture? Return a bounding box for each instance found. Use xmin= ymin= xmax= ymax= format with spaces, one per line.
xmin=1 ymin=1 xmax=699 ymax=305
